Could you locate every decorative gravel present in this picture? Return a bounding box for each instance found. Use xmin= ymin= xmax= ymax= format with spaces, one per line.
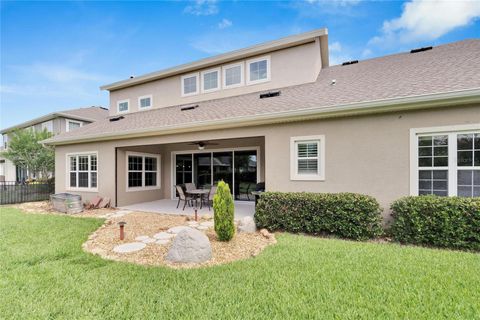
xmin=82 ymin=212 xmax=276 ymax=268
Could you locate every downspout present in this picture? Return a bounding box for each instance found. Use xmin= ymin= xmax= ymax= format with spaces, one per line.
xmin=115 ymin=147 xmax=118 ymax=207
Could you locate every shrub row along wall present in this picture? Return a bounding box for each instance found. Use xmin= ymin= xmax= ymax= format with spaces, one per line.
xmin=255 ymin=192 xmax=383 ymax=240
xmin=390 ymin=196 xmax=480 ymax=251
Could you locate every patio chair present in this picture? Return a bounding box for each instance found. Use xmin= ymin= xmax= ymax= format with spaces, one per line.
xmin=203 ymin=186 xmax=217 ymax=211
xmin=184 ymin=183 xmax=196 ymax=192
xmin=176 ymin=185 xmax=193 ymax=210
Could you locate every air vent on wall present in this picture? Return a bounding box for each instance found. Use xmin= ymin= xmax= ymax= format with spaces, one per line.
xmin=342 ymin=60 xmax=358 ymax=66
xmin=410 ymin=46 xmax=432 ymax=54
xmin=181 ymin=105 xmax=199 ymax=111
xmin=260 ymin=91 xmax=281 ymax=99
xmin=109 ymin=116 xmax=124 ymax=122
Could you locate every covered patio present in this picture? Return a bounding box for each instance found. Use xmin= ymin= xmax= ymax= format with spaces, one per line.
xmin=120 ymin=199 xmax=255 ymax=219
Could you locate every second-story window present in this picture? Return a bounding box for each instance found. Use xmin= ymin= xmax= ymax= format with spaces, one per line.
xmin=139 ymin=95 xmax=152 ymax=109
xmin=223 ymin=62 xmax=244 ymax=89
xmin=182 ymin=73 xmax=199 ymax=96
xmin=66 ymin=120 xmax=82 ymax=132
xmin=247 ymin=56 xmax=270 ymax=85
xmin=117 ymin=99 xmax=129 ymax=113
xmin=201 ymin=68 xmax=220 ymax=93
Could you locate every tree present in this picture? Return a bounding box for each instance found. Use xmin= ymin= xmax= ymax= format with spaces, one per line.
xmin=213 ymin=181 xmax=235 ymax=241
xmin=2 ymin=129 xmax=54 ymax=180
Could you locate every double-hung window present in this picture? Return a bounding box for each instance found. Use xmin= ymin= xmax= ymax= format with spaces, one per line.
xmin=201 ymin=68 xmax=220 ymax=93
xmin=68 ymin=153 xmax=97 ymax=191
xmin=126 ymin=152 xmax=160 ymax=191
xmin=411 ymin=125 xmax=480 ymax=197
xmin=181 ymin=73 xmax=199 ymax=96
xmin=222 ymin=62 xmax=244 ymax=88
xmin=117 ymin=99 xmax=129 ymax=113
xmin=66 ymin=119 xmax=82 ymax=132
xmin=138 ymin=95 xmax=152 ymax=109
xmin=290 ymin=135 xmax=325 ymax=180
xmin=246 ymin=56 xmax=270 ymax=85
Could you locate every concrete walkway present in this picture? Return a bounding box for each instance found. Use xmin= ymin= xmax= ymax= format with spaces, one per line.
xmin=120 ymin=199 xmax=255 ymax=219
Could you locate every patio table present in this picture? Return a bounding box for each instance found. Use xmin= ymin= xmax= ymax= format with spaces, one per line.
xmin=186 ymin=189 xmax=210 ymax=220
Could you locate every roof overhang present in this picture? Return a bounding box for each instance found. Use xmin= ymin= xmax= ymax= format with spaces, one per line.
xmin=43 ymin=88 xmax=480 ymax=146
xmin=0 ymin=112 xmax=102 ymax=135
xmin=100 ymin=28 xmax=329 ymax=91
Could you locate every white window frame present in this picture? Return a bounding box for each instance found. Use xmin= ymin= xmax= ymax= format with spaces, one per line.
xmin=66 ymin=151 xmax=98 ymax=192
xmin=201 ymin=67 xmax=221 ymax=93
xmin=290 ymin=135 xmax=325 ymax=181
xmin=65 ymin=119 xmax=83 ymax=132
xmin=138 ymin=95 xmax=153 ymax=109
xmin=181 ymin=73 xmax=199 ymax=97
xmin=410 ymin=123 xmax=480 ymax=196
xmin=126 ymin=151 xmax=161 ymax=192
xmin=222 ymin=62 xmax=244 ymax=89
xmin=117 ymin=99 xmax=130 ymax=113
xmin=246 ymin=55 xmax=271 ymax=85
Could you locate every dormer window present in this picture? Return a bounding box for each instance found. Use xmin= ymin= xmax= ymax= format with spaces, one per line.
xmin=117 ymin=99 xmax=129 ymax=113
xmin=223 ymin=62 xmax=244 ymax=89
xmin=247 ymin=56 xmax=270 ymax=85
xmin=139 ymin=95 xmax=152 ymax=109
xmin=201 ymin=68 xmax=220 ymax=93
xmin=181 ymin=73 xmax=199 ymax=96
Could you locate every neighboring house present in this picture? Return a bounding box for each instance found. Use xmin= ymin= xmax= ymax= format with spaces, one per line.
xmin=44 ymin=29 xmax=480 ymax=219
xmin=0 ymin=106 xmax=108 ymax=182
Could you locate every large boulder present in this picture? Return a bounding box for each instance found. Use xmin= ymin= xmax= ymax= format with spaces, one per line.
xmin=238 ymin=216 xmax=257 ymax=233
xmin=165 ymin=227 xmax=212 ymax=263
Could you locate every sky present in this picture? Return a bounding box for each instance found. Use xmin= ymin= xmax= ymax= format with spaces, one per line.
xmin=1 ymin=0 xmax=479 ymax=130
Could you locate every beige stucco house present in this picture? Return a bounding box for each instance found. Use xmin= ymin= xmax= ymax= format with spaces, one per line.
xmin=1 ymin=106 xmax=108 ymax=181
xmin=44 ymin=29 xmax=480 ymax=219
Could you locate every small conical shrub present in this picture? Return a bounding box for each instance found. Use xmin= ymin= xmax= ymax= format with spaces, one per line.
xmin=213 ymin=181 xmax=235 ymax=241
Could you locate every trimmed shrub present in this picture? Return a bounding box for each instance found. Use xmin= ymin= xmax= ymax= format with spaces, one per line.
xmin=255 ymin=192 xmax=383 ymax=240
xmin=213 ymin=181 xmax=235 ymax=241
xmin=390 ymin=196 xmax=480 ymax=251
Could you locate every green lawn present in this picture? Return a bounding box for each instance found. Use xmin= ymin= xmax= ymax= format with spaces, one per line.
xmin=1 ymin=207 xmax=479 ymax=319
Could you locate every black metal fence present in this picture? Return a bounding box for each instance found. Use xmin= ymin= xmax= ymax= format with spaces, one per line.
xmin=0 ymin=181 xmax=55 ymax=205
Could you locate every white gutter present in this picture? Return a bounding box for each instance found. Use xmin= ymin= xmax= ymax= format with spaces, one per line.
xmin=100 ymin=28 xmax=328 ymax=91
xmin=43 ymin=88 xmax=480 ymax=146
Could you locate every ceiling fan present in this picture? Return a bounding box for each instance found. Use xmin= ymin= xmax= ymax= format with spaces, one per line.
xmin=187 ymin=141 xmax=219 ymax=150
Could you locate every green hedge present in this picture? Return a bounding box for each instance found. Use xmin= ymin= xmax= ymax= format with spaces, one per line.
xmin=255 ymin=192 xmax=383 ymax=240
xmin=390 ymin=196 xmax=480 ymax=251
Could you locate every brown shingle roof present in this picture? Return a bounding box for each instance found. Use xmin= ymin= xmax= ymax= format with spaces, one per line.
xmin=48 ymin=39 xmax=480 ymax=144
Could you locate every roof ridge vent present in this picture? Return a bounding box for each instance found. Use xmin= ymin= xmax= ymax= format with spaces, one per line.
xmin=109 ymin=116 xmax=124 ymax=122
xmin=260 ymin=91 xmax=281 ymax=99
xmin=181 ymin=105 xmax=199 ymax=111
xmin=410 ymin=46 xmax=432 ymax=54
xmin=342 ymin=60 xmax=358 ymax=66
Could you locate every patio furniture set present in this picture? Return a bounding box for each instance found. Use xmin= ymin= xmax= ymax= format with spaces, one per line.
xmin=175 ymin=183 xmax=217 ymax=211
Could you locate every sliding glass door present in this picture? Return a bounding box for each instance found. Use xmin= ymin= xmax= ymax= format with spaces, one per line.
xmin=174 ymin=149 xmax=258 ymax=201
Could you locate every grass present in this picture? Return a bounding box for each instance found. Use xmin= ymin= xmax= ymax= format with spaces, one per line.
xmin=1 ymin=207 xmax=479 ymax=319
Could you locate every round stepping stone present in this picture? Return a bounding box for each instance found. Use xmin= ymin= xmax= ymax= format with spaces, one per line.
xmin=110 ymin=210 xmax=132 ymax=218
xmin=196 ymin=226 xmax=208 ymax=230
xmin=153 ymin=232 xmax=175 ymax=240
xmin=156 ymin=239 xmax=170 ymax=245
xmin=200 ymin=221 xmax=214 ymax=228
xmin=142 ymin=238 xmax=156 ymax=244
xmin=113 ymin=242 xmax=146 ymax=253
xmin=187 ymin=221 xmax=199 ymax=226
xmin=135 ymin=235 xmax=150 ymax=241
xmin=167 ymin=226 xmax=193 ymax=234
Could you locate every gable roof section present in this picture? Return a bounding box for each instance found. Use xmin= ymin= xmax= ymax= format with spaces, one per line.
xmin=1 ymin=106 xmax=109 ymax=134
xmin=46 ymin=39 xmax=480 ymax=145
xmin=100 ymin=28 xmax=329 ymax=91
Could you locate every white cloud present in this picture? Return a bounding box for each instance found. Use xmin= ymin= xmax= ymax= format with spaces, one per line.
xmin=329 ymin=41 xmax=342 ymax=52
xmin=370 ymin=0 xmax=480 ymax=45
xmin=361 ymin=48 xmax=372 ymax=58
xmin=218 ymin=18 xmax=232 ymax=29
xmin=328 ymin=41 xmax=353 ymax=65
xmin=184 ymin=0 xmax=219 ymax=16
